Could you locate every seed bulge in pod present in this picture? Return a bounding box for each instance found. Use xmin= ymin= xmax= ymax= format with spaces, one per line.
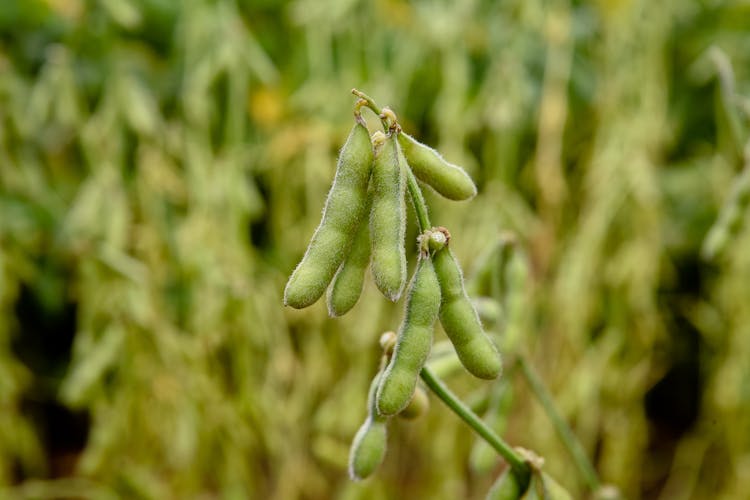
xmin=398 ymin=132 xmax=477 ymax=201
xmin=370 ymin=132 xmax=407 ymax=301
xmin=376 ymin=257 xmax=441 ymax=416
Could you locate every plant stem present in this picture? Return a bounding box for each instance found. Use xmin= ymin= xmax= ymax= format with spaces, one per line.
xmin=405 ymin=167 xmax=431 ymax=233
xmin=351 ymin=88 xmax=389 ymax=130
xmin=420 ymin=366 xmax=531 ymax=487
xmin=351 ymin=88 xmax=382 ymax=114
xmin=351 ymin=89 xmax=431 ymax=233
xmin=517 ymin=355 xmax=600 ymax=491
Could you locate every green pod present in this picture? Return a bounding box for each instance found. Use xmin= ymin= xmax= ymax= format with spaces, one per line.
xmin=348 ymin=419 xmax=387 ymax=481
xmin=284 ymin=120 xmax=373 ymax=309
xmin=486 ymin=468 xmax=524 ymax=500
xmin=376 ymin=257 xmax=441 ymax=416
xmin=348 ymin=374 xmax=388 ymax=481
xmin=434 ymin=247 xmax=502 ymax=379
xmin=397 ymin=132 xmax=477 ymax=201
xmin=370 ymin=133 xmax=406 ymax=301
xmin=326 ymin=195 xmax=372 ymax=317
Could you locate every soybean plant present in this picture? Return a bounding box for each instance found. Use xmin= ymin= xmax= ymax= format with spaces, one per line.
xmin=283 ymin=90 xmax=587 ymax=499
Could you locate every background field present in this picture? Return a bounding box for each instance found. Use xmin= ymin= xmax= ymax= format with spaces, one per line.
xmin=1 ymin=0 xmax=750 ymax=498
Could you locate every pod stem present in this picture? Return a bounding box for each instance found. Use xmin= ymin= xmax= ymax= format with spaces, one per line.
xmin=351 ymin=89 xmax=431 ymax=232
xmin=351 ymin=88 xmax=390 ymax=131
xmin=420 ymin=365 xmax=531 ymax=488
xmin=405 ymin=167 xmax=431 ymax=233
xmin=517 ymin=355 xmax=601 ymax=491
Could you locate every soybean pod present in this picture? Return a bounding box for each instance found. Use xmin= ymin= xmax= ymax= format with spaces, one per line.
xmin=434 ymin=247 xmax=502 ymax=379
xmin=398 ymin=132 xmax=477 ymax=201
xmin=370 ymin=132 xmax=407 ymax=301
xmin=348 ymin=372 xmax=388 ymax=481
xmin=376 ymin=256 xmax=441 ymax=416
xmin=326 ymin=193 xmax=372 ymax=317
xmin=284 ymin=118 xmax=373 ymax=309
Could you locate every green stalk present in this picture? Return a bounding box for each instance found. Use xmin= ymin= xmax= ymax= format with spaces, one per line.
xmin=351 ymin=88 xmax=390 ymax=131
xmin=420 ymin=366 xmax=530 ymax=487
xmin=405 ymin=167 xmax=431 ymax=234
xmin=517 ymin=355 xmax=600 ymax=491
xmin=351 ymin=88 xmax=431 ymax=233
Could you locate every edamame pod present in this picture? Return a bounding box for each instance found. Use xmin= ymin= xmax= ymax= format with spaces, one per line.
xmin=434 ymin=247 xmax=502 ymax=379
xmin=326 ymin=195 xmax=372 ymax=317
xmin=486 ymin=468 xmax=524 ymax=500
xmin=370 ymin=132 xmax=407 ymax=301
xmin=376 ymin=257 xmax=441 ymax=416
xmin=284 ymin=119 xmax=373 ymax=309
xmin=398 ymin=132 xmax=477 ymax=201
xmin=348 ymin=373 xmax=388 ymax=481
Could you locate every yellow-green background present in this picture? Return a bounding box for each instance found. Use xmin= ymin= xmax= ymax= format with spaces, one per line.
xmin=1 ymin=0 xmax=749 ymax=498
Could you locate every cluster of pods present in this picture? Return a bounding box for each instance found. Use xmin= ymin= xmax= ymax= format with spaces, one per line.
xmin=283 ymin=99 xmax=503 ymax=482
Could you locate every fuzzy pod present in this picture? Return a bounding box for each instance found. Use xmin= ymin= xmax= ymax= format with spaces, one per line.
xmin=434 ymin=247 xmax=502 ymax=379
xmin=397 ymin=132 xmax=477 ymax=201
xmin=326 ymin=195 xmax=372 ymax=316
xmin=485 ymin=468 xmax=524 ymax=500
xmin=284 ymin=120 xmax=373 ymax=309
xmin=369 ymin=133 xmax=407 ymax=301
xmin=348 ymin=418 xmax=386 ymax=481
xmin=376 ymin=257 xmax=441 ymax=416
xmin=348 ymin=373 xmax=388 ymax=481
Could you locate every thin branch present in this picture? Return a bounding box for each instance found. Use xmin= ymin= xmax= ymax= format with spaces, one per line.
xmin=351 ymin=88 xmax=389 ymax=130
xmin=420 ymin=366 xmax=531 ymax=488
xmin=405 ymin=167 xmax=431 ymax=233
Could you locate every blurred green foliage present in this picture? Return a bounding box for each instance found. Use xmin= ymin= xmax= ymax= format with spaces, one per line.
xmin=1 ymin=0 xmax=749 ymax=498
